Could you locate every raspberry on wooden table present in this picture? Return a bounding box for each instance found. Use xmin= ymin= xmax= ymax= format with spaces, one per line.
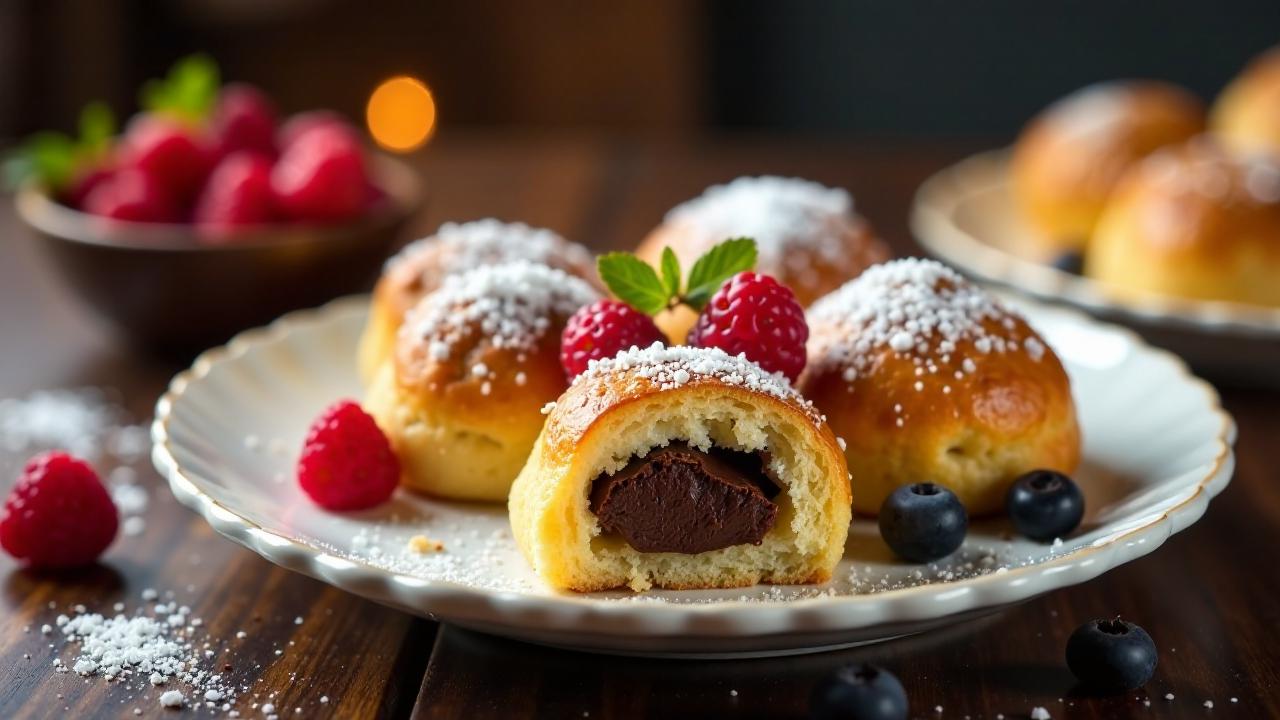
xmin=0 ymin=451 xmax=119 ymax=568
xmin=560 ymin=299 xmax=667 ymax=380
xmin=687 ymin=271 xmax=809 ymax=382
xmin=297 ymin=400 xmax=400 ymax=511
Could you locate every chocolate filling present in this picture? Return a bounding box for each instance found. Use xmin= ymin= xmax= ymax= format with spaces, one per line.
xmin=588 ymin=442 xmax=780 ymax=554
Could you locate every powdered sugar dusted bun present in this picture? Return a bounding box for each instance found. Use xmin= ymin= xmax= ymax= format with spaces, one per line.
xmin=1012 ymin=81 xmax=1204 ymax=254
xmin=357 ymin=219 xmax=597 ymax=382
xmin=1087 ymin=138 xmax=1280 ymax=307
xmin=636 ymin=176 xmax=889 ymax=343
xmin=510 ymin=344 xmax=850 ymax=592
xmin=365 ymin=262 xmax=600 ymax=501
xmin=799 ymin=258 xmax=1080 ymax=516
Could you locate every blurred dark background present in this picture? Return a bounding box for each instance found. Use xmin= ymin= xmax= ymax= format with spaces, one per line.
xmin=2 ymin=0 xmax=1278 ymax=140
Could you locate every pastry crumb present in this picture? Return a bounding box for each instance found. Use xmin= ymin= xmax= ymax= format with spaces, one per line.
xmin=408 ymin=535 xmax=445 ymax=553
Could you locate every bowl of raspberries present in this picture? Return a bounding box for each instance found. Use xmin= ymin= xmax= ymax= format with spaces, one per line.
xmin=7 ymin=55 xmax=423 ymax=353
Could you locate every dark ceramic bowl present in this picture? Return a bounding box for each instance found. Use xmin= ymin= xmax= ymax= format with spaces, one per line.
xmin=16 ymin=155 xmax=423 ymax=354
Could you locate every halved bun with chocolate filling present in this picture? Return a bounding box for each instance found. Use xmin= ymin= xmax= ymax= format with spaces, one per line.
xmin=509 ymin=345 xmax=851 ymax=592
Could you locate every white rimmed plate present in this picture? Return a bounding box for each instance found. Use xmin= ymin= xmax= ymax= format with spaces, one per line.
xmin=152 ymin=296 xmax=1234 ymax=657
xmin=911 ymin=149 xmax=1280 ymax=384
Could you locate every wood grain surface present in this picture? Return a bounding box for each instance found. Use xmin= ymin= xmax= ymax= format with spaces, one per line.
xmin=1 ymin=133 xmax=1277 ymax=719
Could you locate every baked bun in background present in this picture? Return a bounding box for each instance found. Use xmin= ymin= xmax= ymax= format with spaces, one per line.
xmin=1212 ymin=47 xmax=1280 ymax=158
xmin=365 ymin=261 xmax=600 ymax=502
xmin=636 ymin=176 xmax=889 ymax=343
xmin=509 ymin=345 xmax=851 ymax=592
xmin=799 ymin=258 xmax=1080 ymax=517
xmin=1087 ymin=138 xmax=1280 ymax=307
xmin=358 ymin=219 xmax=596 ymax=382
xmin=1012 ymin=81 xmax=1205 ymax=255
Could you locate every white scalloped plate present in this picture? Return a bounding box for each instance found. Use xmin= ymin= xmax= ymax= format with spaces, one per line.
xmin=911 ymin=149 xmax=1280 ymax=384
xmin=152 ymin=296 xmax=1235 ymax=657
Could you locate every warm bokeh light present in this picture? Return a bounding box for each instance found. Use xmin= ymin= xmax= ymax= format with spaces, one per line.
xmin=366 ymin=76 xmax=436 ymax=152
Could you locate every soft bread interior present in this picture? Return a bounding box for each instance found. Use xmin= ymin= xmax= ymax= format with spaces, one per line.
xmin=509 ymin=385 xmax=850 ymax=592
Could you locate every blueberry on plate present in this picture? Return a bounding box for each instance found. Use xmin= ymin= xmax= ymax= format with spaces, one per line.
xmin=1049 ymin=250 xmax=1085 ymax=275
xmin=809 ymin=663 xmax=908 ymax=720
xmin=1066 ymin=618 xmax=1158 ymax=692
xmin=1006 ymin=470 xmax=1085 ymax=542
xmin=878 ymin=483 xmax=967 ymax=563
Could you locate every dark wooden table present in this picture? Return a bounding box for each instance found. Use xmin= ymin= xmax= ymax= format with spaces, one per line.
xmin=2 ymin=133 xmax=1277 ymax=719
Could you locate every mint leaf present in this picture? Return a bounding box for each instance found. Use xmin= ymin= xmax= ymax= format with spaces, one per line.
xmin=3 ymin=132 xmax=78 ymax=190
xmin=141 ymin=54 xmax=220 ymax=122
xmin=78 ymin=102 xmax=115 ymax=156
xmin=659 ymin=247 xmax=681 ymax=298
xmin=598 ymin=252 xmax=671 ymax=315
xmin=683 ymin=237 xmax=758 ymax=310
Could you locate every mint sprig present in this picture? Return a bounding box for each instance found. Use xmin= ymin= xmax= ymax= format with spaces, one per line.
xmin=140 ymin=54 xmax=221 ymax=123
xmin=3 ymin=103 xmax=117 ymax=192
xmin=596 ymin=237 xmax=758 ymax=316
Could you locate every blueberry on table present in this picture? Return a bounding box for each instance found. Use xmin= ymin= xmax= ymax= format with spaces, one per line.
xmin=878 ymin=483 xmax=967 ymax=563
xmin=809 ymin=663 xmax=908 ymax=720
xmin=1006 ymin=470 xmax=1085 ymax=542
xmin=1066 ymin=618 xmax=1158 ymax=692
xmin=1049 ymin=250 xmax=1085 ymax=275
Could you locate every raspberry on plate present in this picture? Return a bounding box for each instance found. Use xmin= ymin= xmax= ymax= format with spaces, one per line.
xmin=212 ymin=83 xmax=278 ymax=160
xmin=194 ymin=151 xmax=276 ymax=240
xmin=560 ymin=299 xmax=666 ymax=380
xmin=83 ymin=168 xmax=180 ymax=223
xmin=0 ymin=451 xmax=119 ymax=568
xmin=687 ymin=271 xmax=808 ymax=382
xmin=271 ymin=123 xmax=368 ymax=224
xmin=297 ymin=400 xmax=400 ymax=511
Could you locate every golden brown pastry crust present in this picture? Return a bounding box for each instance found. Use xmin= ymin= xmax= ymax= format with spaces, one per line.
xmin=365 ymin=262 xmax=599 ymax=501
xmin=1012 ymin=81 xmax=1205 ymax=254
xmin=358 ymin=220 xmax=597 ymax=383
xmin=1087 ymin=138 xmax=1280 ymax=307
xmin=1212 ymin=47 xmax=1280 ymax=158
xmin=636 ymin=177 xmax=890 ymax=343
xmin=800 ymin=259 xmax=1080 ymax=517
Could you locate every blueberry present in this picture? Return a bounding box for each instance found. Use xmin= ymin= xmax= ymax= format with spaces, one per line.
xmin=809 ymin=663 xmax=908 ymax=720
xmin=1066 ymin=618 xmax=1158 ymax=692
xmin=878 ymin=483 xmax=967 ymax=563
xmin=1049 ymin=250 xmax=1084 ymax=275
xmin=1006 ymin=470 xmax=1084 ymax=542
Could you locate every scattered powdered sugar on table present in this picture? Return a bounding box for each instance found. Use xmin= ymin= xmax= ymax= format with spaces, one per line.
xmin=400 ymin=261 xmax=599 ymax=364
xmin=807 ymin=258 xmax=1044 ymax=388
xmin=0 ymin=387 xmax=153 ymax=534
xmin=384 ymin=218 xmax=593 ymax=277
xmin=51 ymin=592 xmax=237 ymax=712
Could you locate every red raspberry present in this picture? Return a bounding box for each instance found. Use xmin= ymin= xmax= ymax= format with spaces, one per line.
xmin=194 ymin=152 xmax=276 ymax=240
xmin=119 ymin=113 xmax=213 ymax=202
xmin=687 ymin=272 xmax=809 ymax=382
xmin=211 ymin=83 xmax=278 ymax=160
xmin=561 ymin=299 xmax=666 ymax=379
xmin=270 ymin=123 xmax=368 ymax=223
xmin=83 ymin=168 xmax=180 ymax=223
xmin=0 ymin=452 xmax=118 ymax=568
xmin=62 ymin=165 xmax=115 ymax=210
xmin=276 ymin=110 xmax=346 ymax=151
xmin=297 ymin=400 xmax=400 ymax=511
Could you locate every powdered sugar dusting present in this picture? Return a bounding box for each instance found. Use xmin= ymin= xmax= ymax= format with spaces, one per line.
xmin=664 ymin=176 xmax=872 ymax=292
xmin=572 ymin=343 xmax=819 ymax=422
xmin=400 ymin=261 xmax=599 ymax=362
xmin=384 ymin=218 xmax=592 ymax=275
xmin=807 ymin=258 xmax=1040 ymax=384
